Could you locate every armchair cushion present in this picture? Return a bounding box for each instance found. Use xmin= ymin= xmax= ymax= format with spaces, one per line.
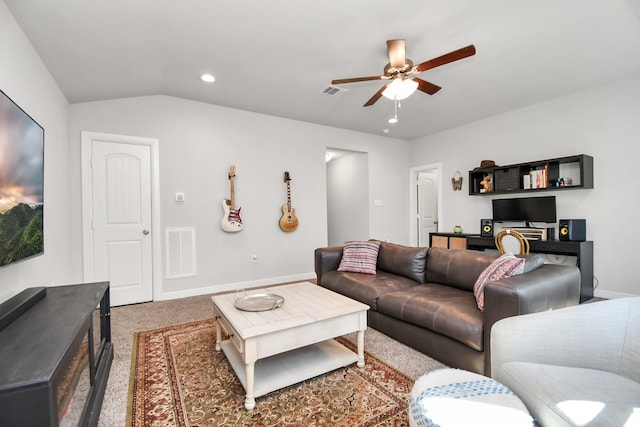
xmin=499 ymin=362 xmax=640 ymax=427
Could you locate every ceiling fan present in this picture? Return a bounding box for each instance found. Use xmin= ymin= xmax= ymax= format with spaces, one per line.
xmin=331 ymin=39 xmax=476 ymax=107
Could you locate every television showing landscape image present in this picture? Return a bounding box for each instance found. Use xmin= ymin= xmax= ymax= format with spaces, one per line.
xmin=0 ymin=89 xmax=44 ymax=266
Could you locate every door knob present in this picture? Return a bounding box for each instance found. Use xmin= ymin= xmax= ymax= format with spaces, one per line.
xmin=143 ymin=229 xmax=150 ymax=235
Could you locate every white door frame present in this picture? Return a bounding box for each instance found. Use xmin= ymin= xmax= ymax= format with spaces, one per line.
xmin=81 ymin=131 xmax=162 ymax=301
xmin=409 ymin=163 xmax=443 ymax=247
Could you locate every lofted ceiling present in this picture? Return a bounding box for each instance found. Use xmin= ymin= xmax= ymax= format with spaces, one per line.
xmin=5 ymin=0 xmax=640 ymax=140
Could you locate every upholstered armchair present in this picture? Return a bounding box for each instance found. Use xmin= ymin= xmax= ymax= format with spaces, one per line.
xmin=491 ymin=297 xmax=640 ymax=427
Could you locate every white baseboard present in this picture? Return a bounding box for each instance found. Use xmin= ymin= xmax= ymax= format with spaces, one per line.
xmin=158 ymin=272 xmax=317 ymax=301
xmin=594 ymin=289 xmax=638 ymax=299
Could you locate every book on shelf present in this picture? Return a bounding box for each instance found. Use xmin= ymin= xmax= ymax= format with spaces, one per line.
xmin=528 ymin=165 xmax=549 ymax=189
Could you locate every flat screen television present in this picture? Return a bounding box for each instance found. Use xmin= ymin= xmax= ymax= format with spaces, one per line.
xmin=0 ymin=89 xmax=44 ymax=267
xmin=492 ymin=196 xmax=557 ymax=224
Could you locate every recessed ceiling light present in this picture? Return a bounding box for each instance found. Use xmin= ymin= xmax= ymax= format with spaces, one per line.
xmin=200 ymin=73 xmax=215 ymax=83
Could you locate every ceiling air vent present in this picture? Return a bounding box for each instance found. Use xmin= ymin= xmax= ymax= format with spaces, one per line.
xmin=321 ymin=85 xmax=348 ymax=97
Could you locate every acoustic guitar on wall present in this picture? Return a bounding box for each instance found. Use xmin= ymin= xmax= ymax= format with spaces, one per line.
xmin=221 ymin=165 xmax=243 ymax=232
xmin=279 ymin=171 xmax=299 ymax=232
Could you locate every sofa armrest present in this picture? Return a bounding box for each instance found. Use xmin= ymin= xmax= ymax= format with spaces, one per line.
xmin=314 ymin=246 xmax=343 ymax=284
xmin=482 ymin=263 xmax=581 ymax=374
xmin=491 ymin=298 xmax=639 ymax=381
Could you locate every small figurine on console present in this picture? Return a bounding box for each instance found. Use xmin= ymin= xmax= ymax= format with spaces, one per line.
xmin=472 ymin=160 xmax=497 ymax=194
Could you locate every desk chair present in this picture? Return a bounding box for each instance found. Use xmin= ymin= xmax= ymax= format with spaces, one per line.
xmin=495 ymin=229 xmax=530 ymax=255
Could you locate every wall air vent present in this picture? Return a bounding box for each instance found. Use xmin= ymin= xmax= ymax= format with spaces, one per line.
xmin=321 ymin=85 xmax=348 ymax=97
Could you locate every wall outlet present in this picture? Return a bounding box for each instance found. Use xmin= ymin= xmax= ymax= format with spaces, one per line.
xmin=175 ymin=192 xmax=185 ymax=202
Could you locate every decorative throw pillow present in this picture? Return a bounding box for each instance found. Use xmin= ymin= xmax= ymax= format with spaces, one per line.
xmin=473 ymin=253 xmax=525 ymax=311
xmin=337 ymin=240 xmax=381 ymax=275
xmin=519 ymin=253 xmax=544 ymax=273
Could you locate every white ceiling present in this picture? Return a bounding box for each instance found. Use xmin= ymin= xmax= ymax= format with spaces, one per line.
xmin=5 ymin=0 xmax=640 ymax=140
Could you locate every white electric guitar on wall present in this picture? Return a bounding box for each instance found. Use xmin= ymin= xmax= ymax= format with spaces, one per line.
xmin=221 ymin=165 xmax=243 ymax=232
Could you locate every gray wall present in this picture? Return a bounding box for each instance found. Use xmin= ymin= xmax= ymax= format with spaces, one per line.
xmin=0 ymin=2 xmax=73 ymax=302
xmin=69 ymin=96 xmax=411 ymax=299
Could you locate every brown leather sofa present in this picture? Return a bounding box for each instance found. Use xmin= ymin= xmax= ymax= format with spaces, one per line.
xmin=314 ymin=241 xmax=581 ymax=375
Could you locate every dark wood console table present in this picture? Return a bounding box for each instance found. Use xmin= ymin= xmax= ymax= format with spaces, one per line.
xmin=0 ymin=282 xmax=113 ymax=427
xmin=466 ymin=237 xmax=594 ymax=302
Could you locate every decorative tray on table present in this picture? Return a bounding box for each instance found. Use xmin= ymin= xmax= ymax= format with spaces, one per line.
xmin=233 ymin=289 xmax=285 ymax=312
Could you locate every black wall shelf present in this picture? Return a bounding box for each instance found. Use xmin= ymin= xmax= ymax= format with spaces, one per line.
xmin=469 ymin=154 xmax=593 ymax=196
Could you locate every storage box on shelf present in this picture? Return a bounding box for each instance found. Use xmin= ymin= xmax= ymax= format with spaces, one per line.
xmin=429 ymin=232 xmax=479 ymax=250
xmin=469 ymin=154 xmax=593 ymax=196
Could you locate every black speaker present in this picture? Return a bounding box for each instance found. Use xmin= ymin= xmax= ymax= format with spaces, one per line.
xmin=480 ymin=219 xmax=494 ymax=237
xmin=559 ymin=219 xmax=586 ymax=241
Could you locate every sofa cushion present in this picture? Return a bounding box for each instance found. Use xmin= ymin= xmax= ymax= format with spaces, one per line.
xmin=375 ymin=241 xmax=429 ymax=284
xmin=319 ymin=270 xmax=419 ymax=311
xmin=337 ymin=240 xmax=380 ymax=274
xmin=499 ymin=362 xmax=640 ymax=427
xmin=520 ymin=253 xmax=545 ymax=273
xmin=426 ymin=247 xmax=498 ymax=292
xmin=473 ymin=253 xmax=526 ymax=311
xmin=376 ymin=284 xmax=484 ymax=351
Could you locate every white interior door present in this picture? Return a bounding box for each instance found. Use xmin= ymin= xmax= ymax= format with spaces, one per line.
xmin=417 ymin=171 xmax=438 ymax=246
xmin=82 ymin=132 xmax=159 ymax=306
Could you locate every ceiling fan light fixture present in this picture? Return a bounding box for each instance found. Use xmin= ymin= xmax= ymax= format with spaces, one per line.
xmin=382 ymin=78 xmax=418 ymax=101
xmin=388 ymin=98 xmax=400 ymax=124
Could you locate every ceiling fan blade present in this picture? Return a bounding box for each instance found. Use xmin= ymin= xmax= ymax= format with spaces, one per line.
xmin=414 ymin=45 xmax=476 ymax=73
xmin=387 ymin=39 xmax=406 ymax=70
xmin=412 ymin=77 xmax=441 ymax=95
xmin=363 ymin=84 xmax=388 ymax=107
xmin=331 ymin=75 xmax=384 ymax=85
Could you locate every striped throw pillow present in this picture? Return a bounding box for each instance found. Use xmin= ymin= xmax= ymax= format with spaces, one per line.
xmin=473 ymin=253 xmax=525 ymax=311
xmin=337 ymin=241 xmax=380 ymax=275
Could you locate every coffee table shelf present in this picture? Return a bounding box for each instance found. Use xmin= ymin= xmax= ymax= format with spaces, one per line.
xmin=221 ymin=339 xmax=358 ymax=398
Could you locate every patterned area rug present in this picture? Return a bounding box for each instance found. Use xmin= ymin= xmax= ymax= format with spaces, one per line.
xmin=127 ymin=319 xmax=413 ymax=426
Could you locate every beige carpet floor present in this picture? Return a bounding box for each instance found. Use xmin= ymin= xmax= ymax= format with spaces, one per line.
xmin=98 ymin=289 xmax=446 ymax=426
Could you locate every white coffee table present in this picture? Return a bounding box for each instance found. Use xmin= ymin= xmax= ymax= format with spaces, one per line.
xmin=211 ymin=281 xmax=369 ymax=410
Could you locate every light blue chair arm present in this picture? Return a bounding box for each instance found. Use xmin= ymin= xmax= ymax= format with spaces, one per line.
xmin=491 ymin=297 xmax=640 ymax=382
